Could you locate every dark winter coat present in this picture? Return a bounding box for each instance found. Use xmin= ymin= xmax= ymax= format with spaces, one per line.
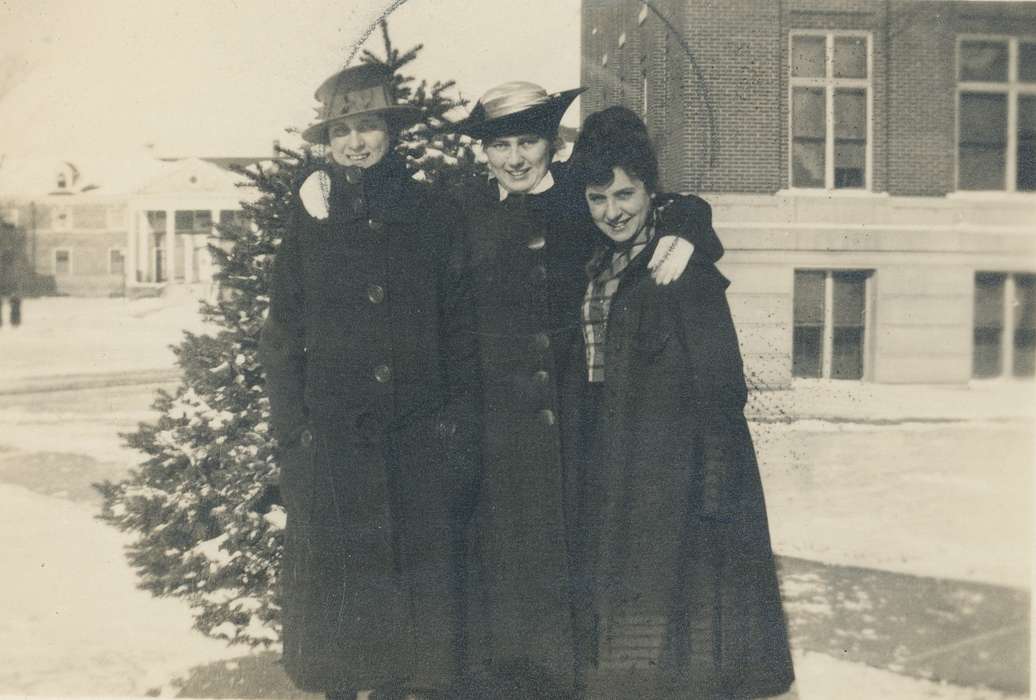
xmin=452 ymin=166 xmax=724 ymax=697
xmin=259 ymin=154 xmax=481 ymax=694
xmin=561 ymin=231 xmax=795 ymax=699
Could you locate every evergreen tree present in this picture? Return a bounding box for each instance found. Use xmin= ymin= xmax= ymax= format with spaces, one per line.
xmin=96 ymin=22 xmax=483 ymax=648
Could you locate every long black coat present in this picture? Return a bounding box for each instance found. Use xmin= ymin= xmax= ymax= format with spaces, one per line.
xmin=561 ymin=237 xmax=795 ymax=699
xmin=453 ymin=168 xmax=724 ymax=697
xmin=259 ymin=155 xmax=481 ymax=694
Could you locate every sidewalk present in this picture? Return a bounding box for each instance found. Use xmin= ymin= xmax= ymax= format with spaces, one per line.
xmin=780 ymin=556 xmax=1030 ymax=696
xmin=746 ymin=377 xmax=1036 ymax=425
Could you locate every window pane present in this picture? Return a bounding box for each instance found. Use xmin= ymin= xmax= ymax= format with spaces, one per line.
xmin=55 ymin=250 xmax=70 ymax=274
xmin=834 ymin=89 xmax=867 ymax=189
xmin=974 ymin=272 xmax=1006 ymax=328
xmin=194 ymin=210 xmax=212 ymax=232
xmin=794 ymin=270 xmax=826 ymax=325
xmin=175 ymin=210 xmax=194 ymax=233
xmin=145 ymin=210 xmax=166 ymax=233
xmin=792 ymin=87 xmax=826 ymax=188
xmin=110 ymin=249 xmax=125 ymax=275
xmin=1014 ymin=274 xmax=1036 ymax=377
xmin=834 ymin=36 xmax=867 ymax=79
xmin=959 ymin=40 xmax=1008 ymax=82
xmin=793 ymin=327 xmax=823 ymax=378
xmin=959 ymin=93 xmax=1007 ymax=190
xmin=973 ymin=273 xmax=1005 ymax=378
xmin=1018 ymin=96 xmax=1036 ymax=192
xmin=1019 ymin=42 xmax=1036 ymax=83
xmin=792 ymin=35 xmax=826 ymax=78
xmin=832 ymin=271 xmax=866 ymax=327
xmin=973 ymin=328 xmax=1003 ymax=378
xmin=832 ymin=327 xmax=864 ymax=379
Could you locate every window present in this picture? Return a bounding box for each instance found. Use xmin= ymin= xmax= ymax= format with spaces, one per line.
xmin=789 ymin=32 xmax=871 ymax=190
xmin=973 ymin=272 xmax=1036 ymax=378
xmin=218 ymin=209 xmax=248 ymax=228
xmin=109 ymin=248 xmax=125 ymax=275
xmin=957 ymin=37 xmax=1036 ymax=191
xmin=793 ymin=270 xmax=871 ymax=379
xmin=53 ymin=248 xmax=71 ymax=275
xmin=174 ymin=210 xmax=213 ymax=234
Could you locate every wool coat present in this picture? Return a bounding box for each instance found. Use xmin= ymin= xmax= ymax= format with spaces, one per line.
xmin=451 ymin=167 xmax=724 ymax=698
xmin=259 ymin=154 xmax=481 ymax=694
xmin=561 ymin=232 xmax=795 ymax=699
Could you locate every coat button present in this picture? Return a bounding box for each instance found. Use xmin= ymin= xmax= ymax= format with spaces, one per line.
xmin=538 ymin=408 xmax=557 ymax=427
xmin=532 ymin=369 xmax=549 ymax=386
xmin=527 ymin=235 xmax=546 ymax=251
xmin=373 ymin=364 xmax=393 ymax=383
xmin=366 ymin=284 xmax=385 ymax=304
xmin=532 ymin=332 xmax=550 ymax=351
xmin=530 ymin=264 xmax=547 ymax=283
xmin=368 ymin=218 xmax=383 ymax=232
xmin=351 ymin=198 xmax=365 ymax=215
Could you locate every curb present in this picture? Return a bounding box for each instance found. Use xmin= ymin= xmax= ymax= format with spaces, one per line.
xmin=0 ymin=368 xmax=180 ymax=396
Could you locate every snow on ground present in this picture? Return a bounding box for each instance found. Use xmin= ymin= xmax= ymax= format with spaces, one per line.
xmin=0 ymin=291 xmax=213 ymax=383
xmin=0 ymin=481 xmax=237 ymax=697
xmin=0 ymin=297 xmax=1030 ymax=697
xmin=755 ymin=420 xmax=1033 ymax=589
xmin=792 ymin=651 xmax=1026 ymax=700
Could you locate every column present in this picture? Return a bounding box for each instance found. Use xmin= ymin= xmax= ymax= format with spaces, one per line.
xmin=127 ymin=209 xmax=138 ymax=283
xmin=164 ymin=208 xmax=174 ymax=283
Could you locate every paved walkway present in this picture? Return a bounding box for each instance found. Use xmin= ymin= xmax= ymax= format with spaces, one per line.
xmin=779 ymin=557 xmax=1030 ymax=695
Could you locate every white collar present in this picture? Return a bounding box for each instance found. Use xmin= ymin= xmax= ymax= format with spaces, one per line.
xmin=497 ymin=169 xmax=555 ymax=201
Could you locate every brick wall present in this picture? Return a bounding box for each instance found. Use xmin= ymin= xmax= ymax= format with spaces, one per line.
xmin=582 ymin=0 xmax=1036 ymax=196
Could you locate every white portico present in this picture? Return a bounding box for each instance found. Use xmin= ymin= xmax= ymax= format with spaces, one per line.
xmin=127 ymin=158 xmax=254 ymax=288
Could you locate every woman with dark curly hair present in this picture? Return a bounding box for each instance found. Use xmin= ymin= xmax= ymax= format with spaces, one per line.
xmin=562 ymin=106 xmax=796 ymax=699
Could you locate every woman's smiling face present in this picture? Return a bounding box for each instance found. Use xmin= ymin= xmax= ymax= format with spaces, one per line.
xmin=585 ymin=167 xmax=653 ymax=244
xmin=327 ymin=114 xmax=390 ymax=168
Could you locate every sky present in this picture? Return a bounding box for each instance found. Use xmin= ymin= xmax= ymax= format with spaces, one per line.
xmin=0 ymin=0 xmax=582 ymax=160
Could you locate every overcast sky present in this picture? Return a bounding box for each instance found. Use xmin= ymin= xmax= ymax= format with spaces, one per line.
xmin=0 ymin=0 xmax=582 ymax=160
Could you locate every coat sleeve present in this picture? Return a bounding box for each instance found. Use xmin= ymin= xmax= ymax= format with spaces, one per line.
xmin=672 ymin=263 xmax=748 ymax=521
xmin=258 ymin=202 xmax=309 ymax=446
xmin=654 ymin=193 xmax=725 ymax=264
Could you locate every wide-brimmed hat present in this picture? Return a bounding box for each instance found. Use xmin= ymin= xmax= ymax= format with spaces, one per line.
xmin=301 ymin=63 xmax=423 ymax=145
xmin=449 ymin=81 xmax=586 ymax=140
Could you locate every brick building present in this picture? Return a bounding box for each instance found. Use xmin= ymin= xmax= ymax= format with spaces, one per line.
xmin=582 ymin=0 xmax=1036 ymax=385
xmin=1 ymin=158 xmax=255 ymax=296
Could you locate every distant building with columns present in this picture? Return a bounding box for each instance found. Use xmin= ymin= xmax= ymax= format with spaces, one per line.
xmin=0 ymin=156 xmax=259 ymax=296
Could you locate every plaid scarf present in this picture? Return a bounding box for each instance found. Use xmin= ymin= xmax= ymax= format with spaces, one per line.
xmin=582 ymin=222 xmax=656 ymax=383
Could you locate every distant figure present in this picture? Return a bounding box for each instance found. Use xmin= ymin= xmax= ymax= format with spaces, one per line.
xmin=0 ymin=220 xmax=27 ymax=328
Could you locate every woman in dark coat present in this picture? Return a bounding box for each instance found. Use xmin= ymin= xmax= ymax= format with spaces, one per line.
xmin=447 ymin=84 xmax=724 ymax=698
xmin=259 ymin=64 xmax=481 ymax=700
xmin=562 ymin=106 xmax=795 ymax=699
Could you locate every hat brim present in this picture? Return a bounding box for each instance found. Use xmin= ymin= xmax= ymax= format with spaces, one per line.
xmin=302 ymin=104 xmax=424 ymax=145
xmin=449 ymin=87 xmax=586 ymax=140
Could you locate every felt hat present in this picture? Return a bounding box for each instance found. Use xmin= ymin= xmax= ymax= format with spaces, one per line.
xmin=301 ymin=63 xmax=422 ymax=145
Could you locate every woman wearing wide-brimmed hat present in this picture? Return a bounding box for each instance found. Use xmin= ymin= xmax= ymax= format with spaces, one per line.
xmin=562 ymin=106 xmax=795 ymax=699
xmin=260 ymin=63 xmax=482 ymax=700
xmin=446 ymin=82 xmax=724 ymax=698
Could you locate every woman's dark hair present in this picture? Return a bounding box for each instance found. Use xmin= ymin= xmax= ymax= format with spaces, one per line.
xmin=569 ymin=106 xmax=659 ymax=193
